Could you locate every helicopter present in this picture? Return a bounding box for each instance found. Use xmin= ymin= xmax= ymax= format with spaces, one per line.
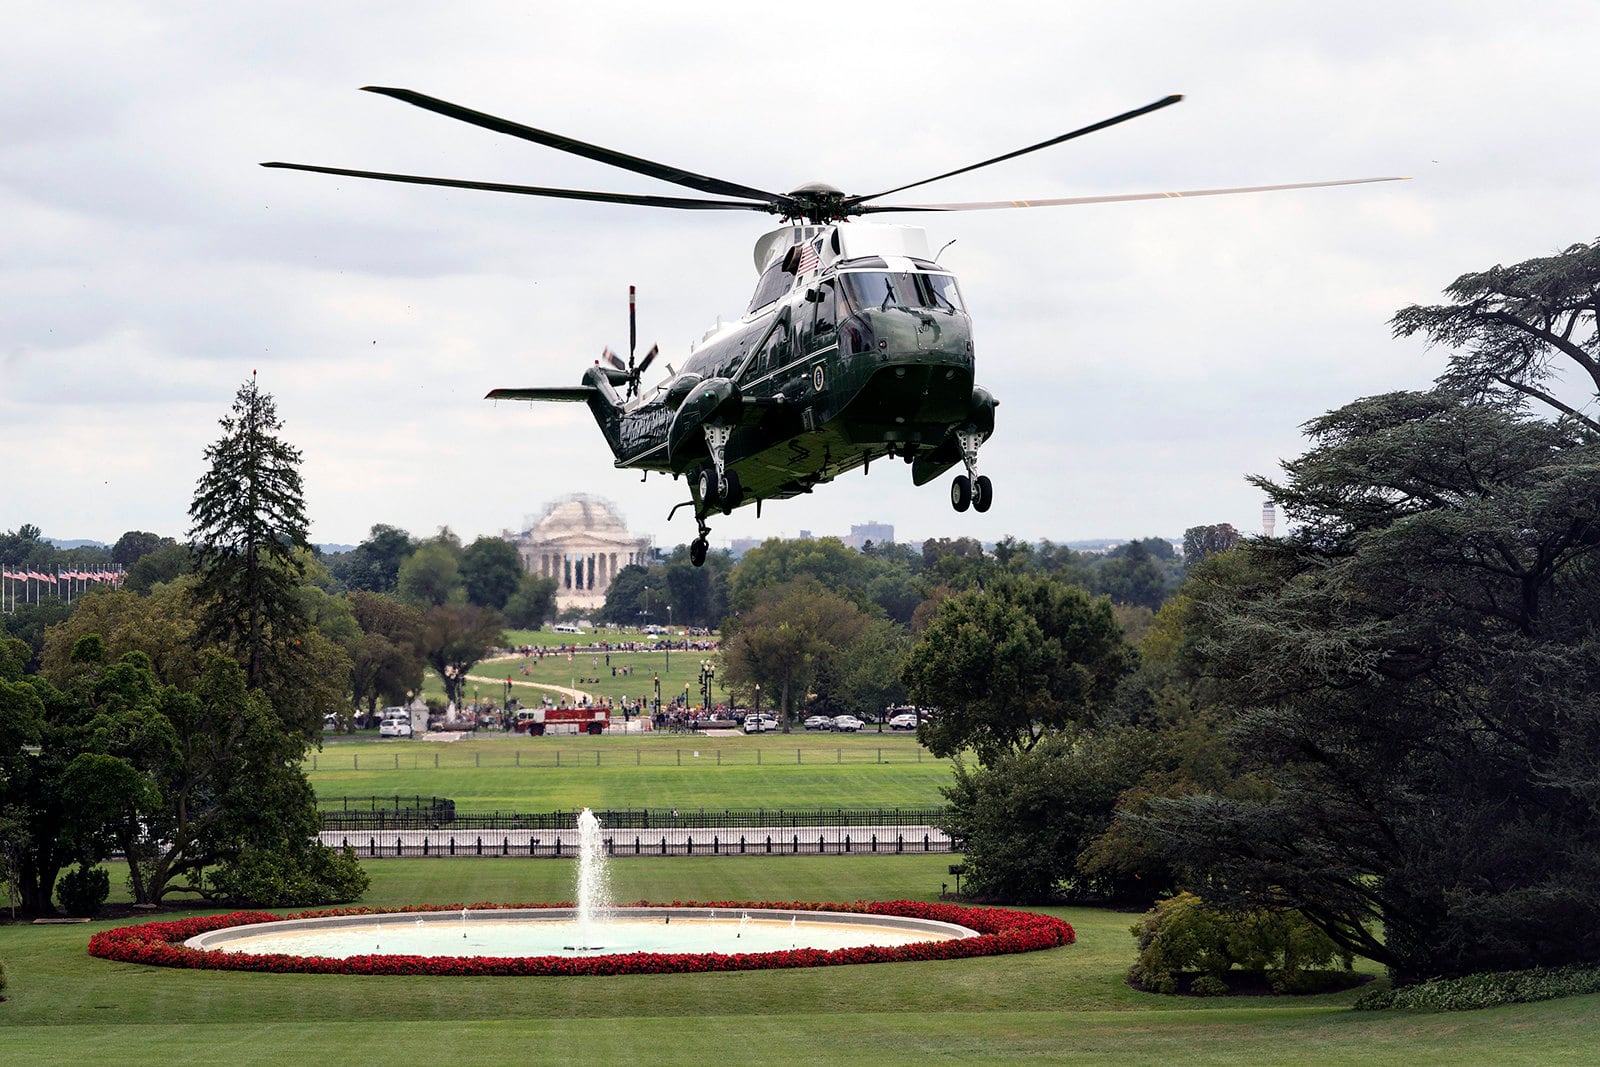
xmin=264 ymin=87 xmax=1405 ymax=566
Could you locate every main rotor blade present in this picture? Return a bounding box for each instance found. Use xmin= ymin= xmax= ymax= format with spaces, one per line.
xmin=857 ymin=175 xmax=1411 ymax=214
xmin=845 ymin=94 xmax=1184 ymax=208
xmin=486 ymin=386 xmax=596 ymax=402
xmin=260 ymin=162 xmax=776 ymax=212
xmin=362 ymin=86 xmax=792 ymax=209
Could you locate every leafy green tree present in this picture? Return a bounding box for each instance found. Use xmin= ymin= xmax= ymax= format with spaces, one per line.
xmin=329 ymin=524 xmax=416 ymax=594
xmin=904 ymin=573 xmax=1135 ymax=765
xmin=187 ymin=374 xmax=310 ymax=688
xmin=123 ymin=541 xmax=189 ymax=593
xmin=398 ymin=540 xmax=463 ymax=607
xmin=1145 ymin=389 xmax=1600 ymax=983
xmin=1392 ymin=238 xmax=1600 ymax=428
xmin=599 ymin=563 xmax=654 ymax=626
xmin=1183 ymin=524 xmax=1241 ymax=563
xmin=720 ymin=580 xmax=868 ymax=730
xmin=422 ymin=604 xmax=503 ymax=708
xmin=345 ymin=591 xmax=425 ymax=718
xmin=503 ymin=573 xmax=559 ymax=629
xmin=461 ymin=536 xmax=524 ymax=610
xmin=110 ymin=531 xmax=168 ymax=568
xmin=662 ymin=546 xmax=730 ymax=629
xmin=728 ymin=537 xmax=875 ymax=612
xmin=0 ymin=524 xmax=46 ymax=566
xmin=1090 ymin=539 xmax=1178 ymax=610
xmin=941 ymin=727 xmax=1163 ymax=902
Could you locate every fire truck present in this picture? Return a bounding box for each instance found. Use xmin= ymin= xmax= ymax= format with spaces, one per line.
xmin=513 ymin=707 xmax=610 ymax=736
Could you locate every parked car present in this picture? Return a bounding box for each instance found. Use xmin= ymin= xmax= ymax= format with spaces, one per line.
xmin=803 ymin=715 xmax=833 ymax=731
xmin=888 ymin=712 xmax=920 ymax=730
xmin=743 ymin=714 xmax=779 ymax=733
xmin=379 ymin=718 xmax=413 ymax=738
xmin=830 ymin=715 xmax=864 ymax=732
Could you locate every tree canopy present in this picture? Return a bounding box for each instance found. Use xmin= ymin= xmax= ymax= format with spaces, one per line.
xmin=187 ymin=374 xmax=310 ymax=688
xmin=904 ymin=573 xmax=1135 ymax=765
xmin=1143 ymin=389 xmax=1600 ymax=982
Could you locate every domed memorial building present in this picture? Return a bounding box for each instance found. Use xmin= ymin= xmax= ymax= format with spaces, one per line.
xmin=514 ymin=494 xmax=653 ymax=613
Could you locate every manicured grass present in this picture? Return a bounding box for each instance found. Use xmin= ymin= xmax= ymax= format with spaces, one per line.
xmin=4 ymin=856 xmax=1597 ymax=1065
xmin=308 ymin=734 xmax=951 ymax=812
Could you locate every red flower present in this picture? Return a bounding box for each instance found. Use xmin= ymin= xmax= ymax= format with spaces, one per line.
xmin=87 ymin=901 xmax=1074 ymax=977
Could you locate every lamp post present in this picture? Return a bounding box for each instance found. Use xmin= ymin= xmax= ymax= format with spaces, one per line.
xmin=699 ymin=659 xmax=716 ymax=713
xmin=653 ymin=673 xmax=661 ymax=717
xmin=754 ymin=683 xmax=761 ymax=720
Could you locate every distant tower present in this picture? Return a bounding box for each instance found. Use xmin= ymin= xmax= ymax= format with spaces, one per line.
xmin=1262 ymin=500 xmax=1277 ymax=538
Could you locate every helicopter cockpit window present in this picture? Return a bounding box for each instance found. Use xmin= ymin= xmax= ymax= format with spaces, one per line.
xmin=839 ymin=271 xmax=965 ymax=314
xmin=746 ymin=259 xmax=795 ymax=315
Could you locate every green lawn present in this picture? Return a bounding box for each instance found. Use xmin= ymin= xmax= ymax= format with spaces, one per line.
xmin=3 ymin=857 xmax=1597 ymax=1065
xmin=308 ymin=734 xmax=952 ymax=812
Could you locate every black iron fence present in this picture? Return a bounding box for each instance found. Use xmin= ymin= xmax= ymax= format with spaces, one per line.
xmin=320 ymin=823 xmax=952 ymax=859
xmin=318 ymin=803 xmax=947 ymax=834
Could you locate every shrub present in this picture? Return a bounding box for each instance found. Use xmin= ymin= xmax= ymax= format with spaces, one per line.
xmin=56 ymin=864 xmax=111 ymax=917
xmin=1129 ymin=891 xmax=1352 ymax=994
xmin=209 ymin=843 xmax=369 ymax=907
xmin=1354 ymin=962 xmax=1600 ymax=1012
xmin=0 ymin=956 xmax=8 ymax=997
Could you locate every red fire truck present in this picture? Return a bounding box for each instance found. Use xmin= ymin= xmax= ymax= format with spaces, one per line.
xmin=513 ymin=707 xmax=610 ymax=736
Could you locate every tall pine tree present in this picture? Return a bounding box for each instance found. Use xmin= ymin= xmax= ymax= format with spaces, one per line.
xmin=188 ymin=373 xmax=309 ymax=688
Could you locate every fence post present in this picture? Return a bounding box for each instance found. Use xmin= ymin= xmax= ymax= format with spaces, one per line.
xmin=354 ymin=754 xmax=358 ymax=770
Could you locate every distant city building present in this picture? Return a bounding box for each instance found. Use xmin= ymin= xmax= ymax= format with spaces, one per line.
xmin=843 ymin=521 xmax=894 ymax=550
xmin=1262 ymin=500 xmax=1277 ymax=538
xmin=512 ymin=494 xmax=652 ymax=613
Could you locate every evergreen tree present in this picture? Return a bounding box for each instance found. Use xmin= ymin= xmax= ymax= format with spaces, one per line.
xmin=187 ymin=374 xmax=309 ymax=688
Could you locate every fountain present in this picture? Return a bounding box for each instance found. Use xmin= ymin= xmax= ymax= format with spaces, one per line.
xmin=90 ymin=805 xmax=1077 ymax=975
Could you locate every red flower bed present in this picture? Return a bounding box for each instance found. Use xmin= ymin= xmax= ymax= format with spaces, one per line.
xmin=87 ymin=900 xmax=1073 ymax=977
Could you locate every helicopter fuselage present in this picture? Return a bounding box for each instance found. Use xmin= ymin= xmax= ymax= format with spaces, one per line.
xmin=576 ymin=223 xmax=997 ymax=535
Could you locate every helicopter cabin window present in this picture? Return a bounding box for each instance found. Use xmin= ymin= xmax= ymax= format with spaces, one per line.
xmin=810 ymin=279 xmax=838 ymax=338
xmin=757 ymin=320 xmax=791 ymax=374
xmin=746 ymin=258 xmax=795 ymax=315
xmin=839 ymin=271 xmax=965 ymax=314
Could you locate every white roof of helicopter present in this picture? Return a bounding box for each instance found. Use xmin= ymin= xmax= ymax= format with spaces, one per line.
xmin=751 ymin=221 xmax=933 ymax=272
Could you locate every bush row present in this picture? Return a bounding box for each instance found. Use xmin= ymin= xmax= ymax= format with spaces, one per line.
xmin=1354 ymin=962 xmax=1600 ymax=1012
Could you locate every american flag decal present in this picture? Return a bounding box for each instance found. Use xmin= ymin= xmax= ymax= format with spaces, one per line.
xmin=796 ymin=240 xmax=819 ymax=275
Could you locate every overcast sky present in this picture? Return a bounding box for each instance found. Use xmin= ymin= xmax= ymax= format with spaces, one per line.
xmin=5 ymin=1 xmax=1597 ymax=553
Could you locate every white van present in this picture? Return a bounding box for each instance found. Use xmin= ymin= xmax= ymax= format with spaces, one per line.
xmin=551 ymin=624 xmax=585 ymax=635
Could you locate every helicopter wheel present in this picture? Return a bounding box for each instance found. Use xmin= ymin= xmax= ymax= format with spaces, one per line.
xmin=690 ymin=537 xmax=708 ymax=567
xmin=973 ymin=475 xmax=993 ymax=513
xmin=696 ymin=465 xmax=720 ymax=508
xmin=951 ymin=474 xmax=972 ymax=513
xmin=718 ymin=469 xmax=743 ymax=515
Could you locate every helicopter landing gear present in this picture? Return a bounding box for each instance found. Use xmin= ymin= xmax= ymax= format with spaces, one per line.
xmin=718 ymin=468 xmax=742 ymax=515
xmin=690 ymin=512 xmax=711 ymax=567
xmin=950 ymin=428 xmax=993 ymax=514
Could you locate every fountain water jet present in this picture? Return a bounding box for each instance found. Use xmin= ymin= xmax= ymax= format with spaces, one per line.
xmin=569 ymin=807 xmax=612 ymax=951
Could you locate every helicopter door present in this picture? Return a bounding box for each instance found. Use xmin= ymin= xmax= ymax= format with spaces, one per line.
xmin=805 ymin=279 xmax=838 ymax=352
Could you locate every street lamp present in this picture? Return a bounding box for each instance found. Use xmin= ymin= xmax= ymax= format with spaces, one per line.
xmin=699 ymin=659 xmax=716 ymax=712
xmin=753 ymin=683 xmax=761 ymax=719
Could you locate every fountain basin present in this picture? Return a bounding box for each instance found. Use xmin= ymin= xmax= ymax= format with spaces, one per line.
xmin=183 ymin=906 xmax=974 ymax=959
xmin=89 ymin=900 xmax=1075 ymax=976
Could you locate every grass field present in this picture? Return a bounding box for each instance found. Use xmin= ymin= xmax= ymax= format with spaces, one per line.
xmin=3 ymin=856 xmax=1597 ymax=1065
xmin=308 ymin=734 xmax=952 ymax=812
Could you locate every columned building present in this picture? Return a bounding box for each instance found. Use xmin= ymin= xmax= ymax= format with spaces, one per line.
xmin=513 ymin=494 xmax=653 ymax=613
